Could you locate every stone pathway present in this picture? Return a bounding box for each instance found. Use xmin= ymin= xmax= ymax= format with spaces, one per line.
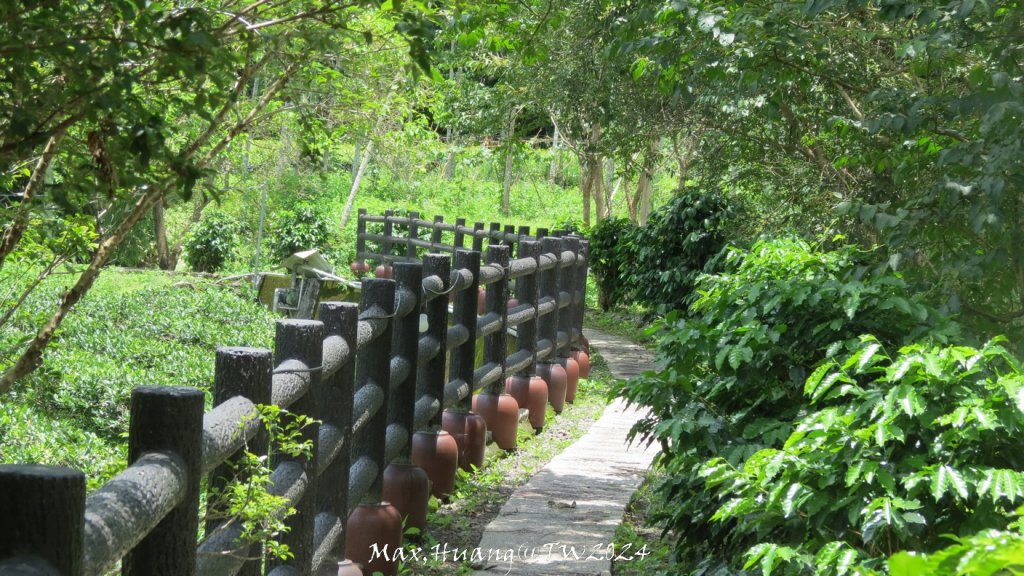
xmin=472 ymin=328 xmax=658 ymax=575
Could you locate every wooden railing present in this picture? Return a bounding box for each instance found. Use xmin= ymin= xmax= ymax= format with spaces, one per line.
xmin=0 ymin=209 xmax=589 ymax=576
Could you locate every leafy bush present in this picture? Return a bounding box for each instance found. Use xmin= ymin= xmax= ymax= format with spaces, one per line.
xmin=184 ymin=210 xmax=238 ymax=272
xmin=627 ymin=188 xmax=733 ymax=313
xmin=704 ymin=336 xmax=1024 ymax=574
xmin=588 ymin=217 xmax=638 ymax=311
xmin=268 ymin=202 xmax=333 ymax=262
xmin=616 ymin=236 xmax=956 ymax=572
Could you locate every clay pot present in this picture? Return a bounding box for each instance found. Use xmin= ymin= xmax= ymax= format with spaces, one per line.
xmin=410 ymin=430 xmax=458 ymax=499
xmin=472 ymin=393 xmax=519 ymax=450
xmin=571 ymin=349 xmax=591 ymax=379
xmin=506 ymin=297 xmax=520 ymax=310
xmin=318 ymin=559 xmax=363 ymax=576
xmin=477 ymin=287 xmax=487 ymax=315
xmin=382 ymin=462 xmax=430 ymax=531
xmin=558 ymin=356 xmax=580 ymax=403
xmin=442 ymin=410 xmax=487 ymax=471
xmin=536 ymin=363 xmax=567 ymax=414
xmin=505 ymin=374 xmax=548 ymax=431
xmin=346 ymin=502 xmax=402 ymax=576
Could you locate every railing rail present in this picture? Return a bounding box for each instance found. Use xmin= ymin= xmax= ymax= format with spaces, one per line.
xmin=0 ymin=209 xmax=589 ymax=576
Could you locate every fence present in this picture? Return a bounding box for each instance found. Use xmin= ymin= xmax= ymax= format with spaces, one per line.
xmin=0 ymin=209 xmax=589 ymax=576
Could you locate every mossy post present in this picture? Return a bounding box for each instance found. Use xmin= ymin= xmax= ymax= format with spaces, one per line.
xmin=431 ymin=215 xmax=444 ymax=250
xmin=472 ymin=222 xmax=485 ymax=252
xmin=122 ymin=386 xmax=204 ymax=576
xmin=388 ymin=261 xmax=424 ymax=460
xmin=451 ymin=249 xmax=481 ymax=411
xmin=0 ymin=464 xmax=85 ymax=575
xmin=454 ymin=217 xmax=467 ymax=249
xmin=405 ymin=211 xmax=419 ymax=259
xmin=418 ymin=253 xmax=451 ymax=427
xmin=208 ymin=347 xmax=274 ymax=576
xmin=356 ymin=208 xmax=368 ymax=267
xmin=318 ymin=301 xmax=359 ymax=562
xmin=483 ymin=245 xmax=511 ymax=395
xmin=267 ymin=319 xmax=324 ymax=575
xmin=353 ymin=278 xmax=396 ymax=503
xmin=539 ymin=237 xmax=562 ymax=363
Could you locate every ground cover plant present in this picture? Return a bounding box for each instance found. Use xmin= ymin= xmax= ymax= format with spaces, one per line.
xmin=0 ymin=269 xmax=275 ymax=487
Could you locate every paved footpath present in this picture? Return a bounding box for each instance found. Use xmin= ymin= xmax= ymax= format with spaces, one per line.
xmin=473 ymin=328 xmax=658 ymax=576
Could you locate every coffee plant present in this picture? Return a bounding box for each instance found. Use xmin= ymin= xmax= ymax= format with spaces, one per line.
xmin=588 ymin=217 xmax=637 ymax=311
xmin=184 ymin=210 xmax=238 ymax=273
xmin=616 ymin=236 xmax=958 ymax=573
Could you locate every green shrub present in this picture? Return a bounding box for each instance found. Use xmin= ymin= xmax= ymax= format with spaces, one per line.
xmin=628 ymin=189 xmax=733 ymax=313
xmin=704 ymin=336 xmax=1024 ymax=574
xmin=588 ymin=217 xmax=638 ymax=311
xmin=268 ymin=202 xmax=333 ymax=261
xmin=616 ymin=236 xmax=956 ymax=572
xmin=184 ymin=210 xmax=238 ymax=272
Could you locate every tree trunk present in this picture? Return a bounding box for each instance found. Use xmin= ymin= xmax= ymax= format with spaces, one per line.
xmin=153 ymin=202 xmax=173 ymax=270
xmin=501 ymin=109 xmax=519 ymax=216
xmin=636 ymin=140 xmax=660 ymax=226
xmin=352 ymin=138 xmax=362 ymax=178
xmin=579 ymin=155 xmax=592 ymax=227
xmin=590 ymin=123 xmax=606 ymax=224
xmin=548 ymin=121 xmax=561 ymax=183
xmin=340 ymin=139 xmax=374 ymax=229
xmin=0 ymin=130 xmax=65 ymax=270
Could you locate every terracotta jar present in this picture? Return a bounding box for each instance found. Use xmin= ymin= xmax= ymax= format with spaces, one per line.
xmin=317 ymin=559 xmax=363 ymax=576
xmin=558 ymin=356 xmax=580 ymax=404
xmin=472 ymin=392 xmax=519 ymax=450
xmin=505 ymin=374 xmax=548 ymax=431
xmin=346 ymin=502 xmax=402 ymax=576
xmin=476 ymin=286 xmax=487 ymax=315
xmin=382 ymin=461 xmax=430 ymax=531
xmin=410 ymin=430 xmax=458 ymax=499
xmin=442 ymin=410 xmax=487 ymax=471
xmin=535 ymin=363 xmax=567 ymax=414
xmin=506 ymin=297 xmax=520 ymax=309
xmin=571 ymin=349 xmax=591 ymax=379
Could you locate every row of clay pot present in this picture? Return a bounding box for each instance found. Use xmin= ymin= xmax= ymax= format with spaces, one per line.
xmin=339 ymin=342 xmax=591 ymax=576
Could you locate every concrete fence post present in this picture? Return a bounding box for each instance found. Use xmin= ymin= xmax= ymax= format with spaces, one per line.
xmin=451 ymin=249 xmax=481 ymax=411
xmin=207 ymin=347 xmax=273 ymax=576
xmin=267 ymin=319 xmax=324 ymax=576
xmin=318 ymin=301 xmax=359 ymax=563
xmin=122 ymin=386 xmax=204 ymax=576
xmin=0 ymin=465 xmax=85 ymax=576
xmin=483 ymin=245 xmax=511 ymax=394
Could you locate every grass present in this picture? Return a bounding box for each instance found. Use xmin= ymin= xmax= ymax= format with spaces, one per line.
xmin=610 ymin=468 xmax=677 ymax=575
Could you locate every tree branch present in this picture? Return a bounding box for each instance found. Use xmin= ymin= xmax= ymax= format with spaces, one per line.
xmin=0 ymin=128 xmax=67 ymax=270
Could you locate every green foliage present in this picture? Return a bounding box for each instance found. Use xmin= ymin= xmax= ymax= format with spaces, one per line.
xmin=626 ymin=189 xmax=733 ymax=313
xmin=1 ymin=271 xmax=274 ymax=481
xmin=615 ymin=236 xmax=954 ymax=572
xmin=588 ymin=217 xmax=638 ymax=311
xmin=205 ymin=404 xmax=316 ymax=563
xmin=613 ymin=0 xmax=1024 ymax=338
xmin=702 ymin=336 xmax=1024 ymax=573
xmin=269 ymin=203 xmax=333 ymax=262
xmin=889 ymin=530 xmax=1024 ymax=576
xmin=184 ymin=210 xmax=238 ymax=272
